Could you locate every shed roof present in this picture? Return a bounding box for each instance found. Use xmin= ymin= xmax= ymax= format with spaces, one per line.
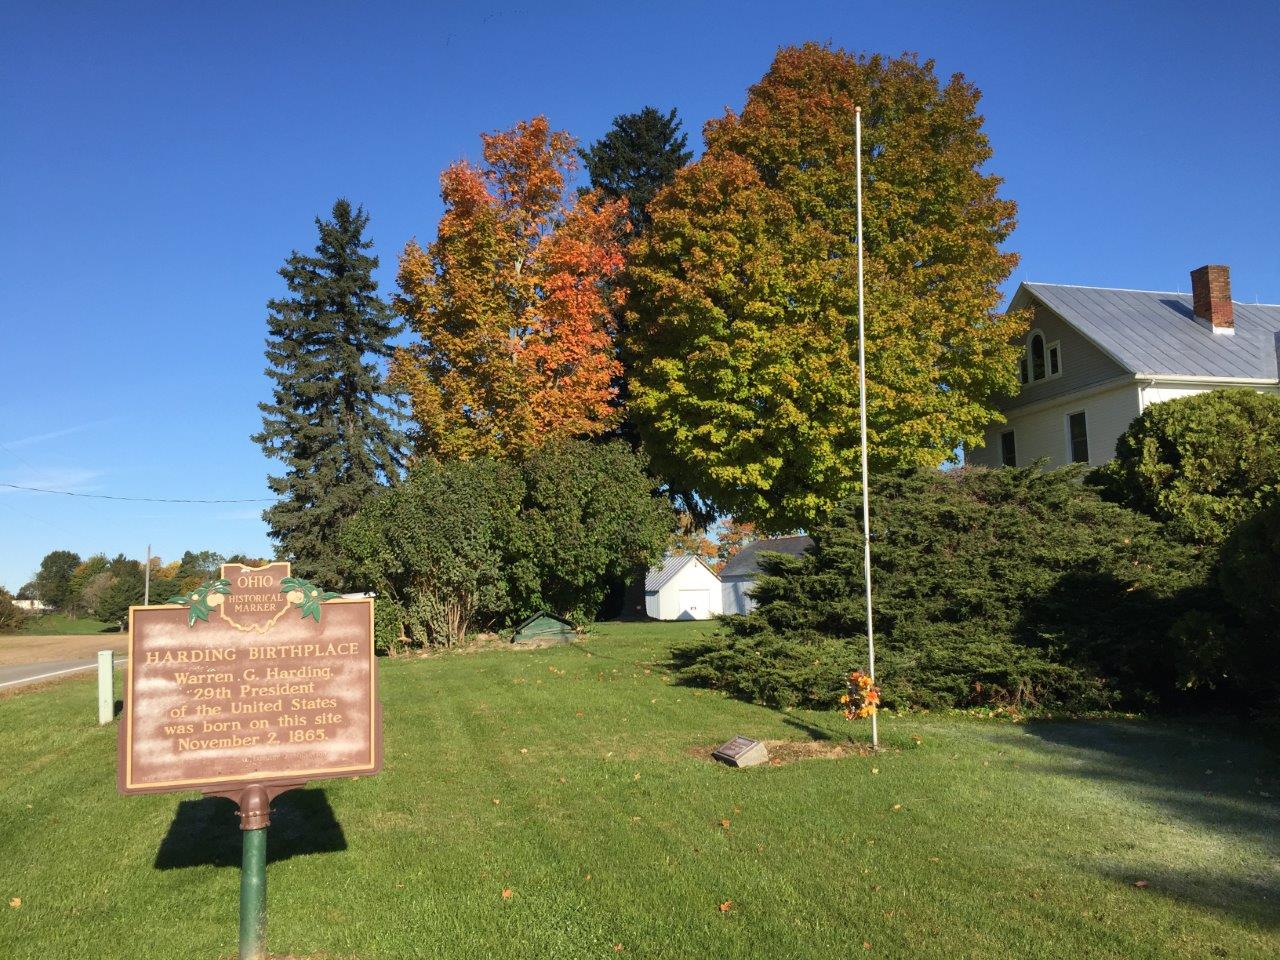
xmin=644 ymin=554 xmax=718 ymax=592
xmin=719 ymin=535 xmax=813 ymax=579
xmin=1018 ymin=283 xmax=1280 ymax=381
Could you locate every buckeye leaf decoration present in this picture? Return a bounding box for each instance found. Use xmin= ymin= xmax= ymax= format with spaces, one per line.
xmin=167 ymin=578 xmax=232 ymax=627
xmin=280 ymin=576 xmax=340 ymax=622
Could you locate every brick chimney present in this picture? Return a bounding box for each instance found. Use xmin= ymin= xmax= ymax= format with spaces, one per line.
xmin=1191 ymin=264 xmax=1234 ymax=334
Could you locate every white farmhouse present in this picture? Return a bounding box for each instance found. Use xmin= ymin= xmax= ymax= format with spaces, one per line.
xmin=719 ymin=535 xmax=813 ymax=615
xmin=643 ymin=555 xmax=723 ymax=620
xmin=967 ymin=265 xmax=1280 ymax=469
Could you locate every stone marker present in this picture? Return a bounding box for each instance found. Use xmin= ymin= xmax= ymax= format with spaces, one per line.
xmin=712 ymin=735 xmax=769 ymax=768
xmin=118 ymin=561 xmax=381 ymax=960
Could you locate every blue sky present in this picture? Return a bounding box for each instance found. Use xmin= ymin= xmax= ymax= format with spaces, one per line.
xmin=1 ymin=0 xmax=1277 ymax=591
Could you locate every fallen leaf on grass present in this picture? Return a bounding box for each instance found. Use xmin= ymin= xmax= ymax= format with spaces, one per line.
xmin=492 ymin=798 xmax=501 ymax=805
xmin=1133 ymin=880 xmax=1149 ymax=889
xmin=871 ymin=767 xmax=879 ymax=775
xmin=501 ymin=888 xmax=513 ymax=900
xmin=613 ymin=944 xmax=623 ymax=953
xmin=9 ymin=898 xmax=20 ymax=909
xmin=720 ymin=819 xmax=731 ymax=830
xmin=719 ymin=900 xmax=733 ymax=912
xmin=891 ymin=804 xmax=902 ymax=812
xmin=863 ymin=941 xmax=872 ymax=950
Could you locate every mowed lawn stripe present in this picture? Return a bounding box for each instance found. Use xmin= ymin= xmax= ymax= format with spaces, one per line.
xmin=0 ymin=621 xmax=1276 ymax=959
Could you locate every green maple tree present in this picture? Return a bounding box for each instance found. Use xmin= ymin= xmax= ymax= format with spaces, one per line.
xmin=625 ymin=44 xmax=1025 ymax=531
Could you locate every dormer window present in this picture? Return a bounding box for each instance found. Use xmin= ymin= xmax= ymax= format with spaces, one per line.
xmin=1022 ymin=330 xmax=1062 ymax=384
xmin=1030 ymin=333 xmax=1046 ymax=380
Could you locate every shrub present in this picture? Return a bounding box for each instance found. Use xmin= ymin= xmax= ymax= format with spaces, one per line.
xmin=343 ymin=442 xmax=672 ymax=643
xmin=1095 ymin=388 xmax=1280 ymax=544
xmin=1217 ymin=502 xmax=1280 ymax=705
xmin=341 ymin=459 xmax=527 ymax=646
xmin=373 ymin=598 xmax=407 ymax=656
xmin=674 ymin=467 xmax=1214 ymax=711
xmin=519 ymin=440 xmax=673 ymax=623
xmin=0 ymin=588 xmax=26 ymax=633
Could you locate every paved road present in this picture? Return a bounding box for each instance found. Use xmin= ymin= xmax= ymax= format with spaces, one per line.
xmin=0 ymin=655 xmax=128 ymax=691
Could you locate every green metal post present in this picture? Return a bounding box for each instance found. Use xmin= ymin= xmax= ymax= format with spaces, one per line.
xmin=235 ymin=785 xmax=272 ymax=960
xmin=239 ymin=825 xmax=267 ymax=960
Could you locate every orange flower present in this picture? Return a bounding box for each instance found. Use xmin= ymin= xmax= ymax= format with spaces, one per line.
xmin=843 ymin=669 xmax=881 ymax=720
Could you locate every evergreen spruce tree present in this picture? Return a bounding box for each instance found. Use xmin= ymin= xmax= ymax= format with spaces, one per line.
xmin=580 ymin=106 xmax=692 ymax=236
xmin=254 ymin=199 xmax=405 ymax=588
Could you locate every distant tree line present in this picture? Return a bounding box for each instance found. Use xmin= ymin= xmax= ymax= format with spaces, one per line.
xmin=10 ymin=549 xmax=269 ymax=631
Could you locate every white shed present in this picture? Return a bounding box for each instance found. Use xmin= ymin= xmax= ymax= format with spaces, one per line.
xmin=643 ymin=555 xmax=723 ymax=620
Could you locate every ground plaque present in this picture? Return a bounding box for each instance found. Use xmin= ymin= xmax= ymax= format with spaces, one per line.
xmin=118 ymin=561 xmax=380 ymax=959
xmin=712 ymin=735 xmax=769 ymax=768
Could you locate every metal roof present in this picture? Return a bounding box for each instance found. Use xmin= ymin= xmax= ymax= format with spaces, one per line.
xmin=719 ymin=535 xmax=813 ymax=579
xmin=644 ymin=554 xmax=718 ymax=592
xmin=1018 ymin=283 xmax=1280 ymax=381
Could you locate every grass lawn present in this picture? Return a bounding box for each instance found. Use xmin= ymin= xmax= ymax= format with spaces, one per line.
xmin=14 ymin=612 xmax=116 ymax=635
xmin=0 ymin=620 xmax=1276 ymax=959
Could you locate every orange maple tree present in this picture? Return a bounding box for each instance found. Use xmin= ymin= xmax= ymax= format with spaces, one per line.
xmin=715 ymin=518 xmax=758 ymax=567
xmin=393 ymin=117 xmax=628 ymax=459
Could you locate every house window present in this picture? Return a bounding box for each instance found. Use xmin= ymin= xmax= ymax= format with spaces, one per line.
xmin=1068 ymin=412 xmax=1089 ymax=463
xmin=1030 ymin=333 xmax=1046 ymax=380
xmin=1048 ymin=342 xmax=1061 ymax=376
xmin=1018 ymin=356 xmax=1028 ymax=385
xmin=1000 ymin=430 xmax=1017 ymax=467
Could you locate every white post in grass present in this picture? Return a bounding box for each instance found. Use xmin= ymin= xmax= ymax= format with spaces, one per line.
xmin=97 ymin=650 xmax=114 ymax=725
xmin=855 ymin=106 xmax=879 ymax=751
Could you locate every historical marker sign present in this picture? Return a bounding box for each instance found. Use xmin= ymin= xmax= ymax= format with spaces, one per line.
xmin=119 ymin=561 xmax=381 ymax=796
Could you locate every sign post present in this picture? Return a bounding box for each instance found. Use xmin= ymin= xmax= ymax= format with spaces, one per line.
xmin=238 ymin=785 xmax=270 ymax=960
xmin=118 ymin=561 xmax=381 ymax=959
xmin=97 ymin=649 xmax=114 ymax=725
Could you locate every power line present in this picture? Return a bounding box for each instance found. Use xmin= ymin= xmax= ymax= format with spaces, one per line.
xmin=0 ymin=440 xmax=40 ymax=472
xmin=0 ymin=482 xmax=275 ymax=504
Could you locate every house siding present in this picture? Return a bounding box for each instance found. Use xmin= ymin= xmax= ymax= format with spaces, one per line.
xmin=721 ymin=576 xmax=756 ymax=616
xmin=972 ymin=381 xmax=1142 ymax=469
xmin=1007 ymin=303 xmax=1129 ymax=410
xmin=1139 ymin=380 xmax=1280 ymax=411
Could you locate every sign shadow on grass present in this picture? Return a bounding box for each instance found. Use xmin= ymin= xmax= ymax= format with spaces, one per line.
xmin=153 ymin=788 xmax=347 ymax=870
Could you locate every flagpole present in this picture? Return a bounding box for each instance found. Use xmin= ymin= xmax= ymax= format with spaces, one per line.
xmin=855 ymin=106 xmax=878 ymax=751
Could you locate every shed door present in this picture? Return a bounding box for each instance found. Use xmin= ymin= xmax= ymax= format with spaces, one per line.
xmin=678 ymin=588 xmax=711 ymax=619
